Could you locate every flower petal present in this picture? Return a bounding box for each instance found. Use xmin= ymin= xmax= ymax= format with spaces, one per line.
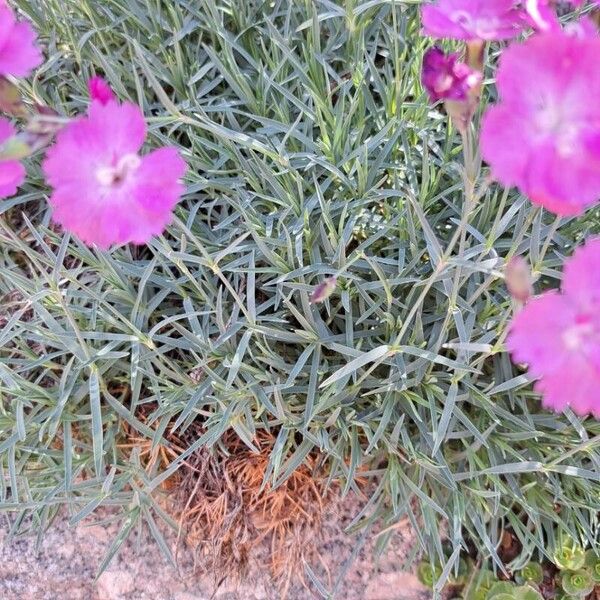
xmin=0 ymin=159 xmax=24 ymax=198
xmin=0 ymin=20 xmax=42 ymax=78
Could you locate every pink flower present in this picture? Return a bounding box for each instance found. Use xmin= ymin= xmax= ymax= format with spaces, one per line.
xmin=88 ymin=76 xmax=115 ymax=105
xmin=507 ymin=239 xmax=600 ymax=417
xmin=421 ymin=47 xmax=482 ymax=102
xmin=0 ymin=117 xmax=24 ymax=197
xmin=42 ymin=83 xmax=186 ymax=249
xmin=0 ymin=3 xmax=42 ymax=77
xmin=421 ymin=0 xmax=526 ymax=40
xmin=481 ymin=31 xmax=600 ymax=215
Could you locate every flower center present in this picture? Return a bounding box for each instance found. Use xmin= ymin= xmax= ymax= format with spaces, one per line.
xmin=563 ymin=318 xmax=596 ymax=352
xmin=96 ymin=153 xmax=141 ymax=187
xmin=434 ymin=74 xmax=455 ymax=94
xmin=537 ymin=103 xmax=562 ymax=132
xmin=452 ymin=11 xmax=473 ymax=29
xmin=451 ymin=11 xmax=500 ymax=38
xmin=536 ymin=103 xmax=580 ymax=158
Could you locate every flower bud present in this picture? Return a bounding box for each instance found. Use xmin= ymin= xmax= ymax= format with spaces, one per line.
xmin=505 ymin=256 xmax=534 ymax=303
xmin=422 ymin=47 xmax=481 ymax=103
xmin=421 ymin=47 xmax=482 ymax=133
xmin=0 ymin=77 xmax=26 ymax=117
xmin=310 ymin=277 xmax=337 ymax=304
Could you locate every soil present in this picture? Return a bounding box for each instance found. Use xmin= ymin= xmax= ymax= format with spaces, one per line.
xmin=0 ymin=494 xmax=429 ymax=600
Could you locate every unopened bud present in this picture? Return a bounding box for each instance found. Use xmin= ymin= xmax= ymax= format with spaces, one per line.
xmin=0 ymin=77 xmax=26 ymax=117
xmin=310 ymin=277 xmax=337 ymax=304
xmin=505 ymin=256 xmax=533 ymax=303
xmin=421 ymin=47 xmax=482 ymax=133
xmin=465 ymin=40 xmax=485 ymax=72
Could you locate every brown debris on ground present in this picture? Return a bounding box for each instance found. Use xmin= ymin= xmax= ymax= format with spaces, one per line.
xmin=121 ymin=418 xmax=336 ymax=597
xmin=175 ymin=431 xmax=331 ymax=596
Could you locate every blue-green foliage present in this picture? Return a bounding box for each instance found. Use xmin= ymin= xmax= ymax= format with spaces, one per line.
xmin=1 ymin=1 xmax=600 ymax=594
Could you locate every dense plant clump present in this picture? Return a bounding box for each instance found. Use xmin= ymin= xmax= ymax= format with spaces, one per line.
xmin=2 ymin=0 xmax=600 ymax=598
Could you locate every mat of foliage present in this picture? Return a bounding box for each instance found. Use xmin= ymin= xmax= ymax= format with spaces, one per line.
xmin=1 ymin=0 xmax=600 ymax=596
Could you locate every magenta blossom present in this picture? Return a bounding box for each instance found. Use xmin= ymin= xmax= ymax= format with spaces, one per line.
xmin=0 ymin=3 xmax=42 ymax=78
xmin=422 ymin=47 xmax=482 ymax=102
xmin=507 ymin=239 xmax=600 ymax=417
xmin=88 ymin=76 xmax=115 ymax=105
xmin=481 ymin=31 xmax=600 ymax=215
xmin=421 ymin=0 xmax=526 ymax=40
xmin=42 ymin=81 xmax=186 ymax=249
xmin=0 ymin=117 xmax=24 ymax=197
